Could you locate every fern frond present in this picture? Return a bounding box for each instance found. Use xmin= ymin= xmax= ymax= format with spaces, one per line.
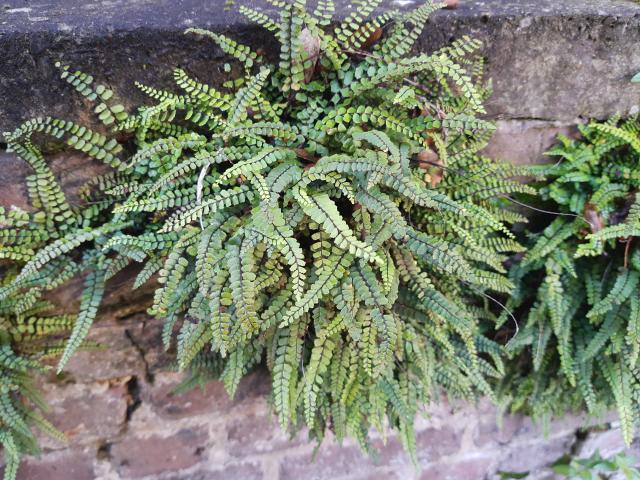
xmin=185 ymin=28 xmax=259 ymax=71
xmin=57 ymin=265 xmax=107 ymax=372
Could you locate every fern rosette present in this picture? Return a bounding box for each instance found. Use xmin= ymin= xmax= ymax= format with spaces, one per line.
xmin=1 ymin=0 xmax=532 ymax=474
xmin=502 ymin=116 xmax=640 ymax=444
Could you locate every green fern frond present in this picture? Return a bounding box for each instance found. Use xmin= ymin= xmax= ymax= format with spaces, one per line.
xmin=57 ymin=264 xmax=108 ymax=372
xmin=185 ymin=28 xmax=259 ymax=71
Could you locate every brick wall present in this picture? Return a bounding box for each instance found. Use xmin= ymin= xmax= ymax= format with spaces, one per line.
xmin=6 ymin=313 xmax=634 ymax=480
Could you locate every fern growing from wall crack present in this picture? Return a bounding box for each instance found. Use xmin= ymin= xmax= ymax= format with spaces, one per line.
xmin=0 ymin=1 xmax=531 ymax=476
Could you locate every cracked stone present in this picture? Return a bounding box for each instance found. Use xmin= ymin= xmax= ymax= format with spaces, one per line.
xmin=55 ymin=314 xmax=166 ymax=382
xmin=36 ymin=378 xmax=129 ymax=446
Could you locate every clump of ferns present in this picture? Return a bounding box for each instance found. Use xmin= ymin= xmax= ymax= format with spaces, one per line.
xmin=0 ymin=248 xmax=70 ymax=479
xmin=498 ymin=115 xmax=640 ymax=444
xmin=1 ymin=0 xmax=533 ymax=474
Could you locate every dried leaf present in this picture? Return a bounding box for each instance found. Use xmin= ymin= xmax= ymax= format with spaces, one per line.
xmin=361 ymin=27 xmax=383 ymax=49
xmin=296 ymin=148 xmax=318 ymax=163
xmin=300 ymin=28 xmax=321 ymax=83
xmin=584 ymin=203 xmax=604 ymax=234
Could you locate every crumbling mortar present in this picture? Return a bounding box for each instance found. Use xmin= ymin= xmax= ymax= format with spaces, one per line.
xmin=124 ymin=324 xmax=155 ymax=384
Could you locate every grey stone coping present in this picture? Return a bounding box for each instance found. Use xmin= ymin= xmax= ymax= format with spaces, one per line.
xmin=1 ymin=0 xmax=640 ymax=132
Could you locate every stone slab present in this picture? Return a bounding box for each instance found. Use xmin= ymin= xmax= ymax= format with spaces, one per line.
xmin=1 ymin=0 xmax=640 ymax=133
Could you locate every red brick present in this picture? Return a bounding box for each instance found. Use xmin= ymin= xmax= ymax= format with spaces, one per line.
xmin=110 ymin=427 xmax=209 ymax=478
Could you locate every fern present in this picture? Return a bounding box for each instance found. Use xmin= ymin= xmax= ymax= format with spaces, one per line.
xmin=0 ymin=1 xmax=529 ymax=474
xmin=57 ymin=264 xmax=108 ymax=372
xmin=304 ymin=330 xmax=337 ymax=428
xmin=186 ymin=28 xmax=260 ymax=71
xmin=502 ymin=115 xmax=640 ymax=445
xmin=56 ymin=62 xmax=128 ymax=126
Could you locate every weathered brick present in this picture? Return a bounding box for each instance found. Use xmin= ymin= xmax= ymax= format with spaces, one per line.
xmin=579 ymin=428 xmax=626 ymax=459
xmin=15 ymin=448 xmax=95 ymax=480
xmin=370 ymin=436 xmax=407 ymax=467
xmin=44 ymin=267 xmax=156 ymax=321
xmin=37 ymin=378 xmax=129 ymax=445
xmin=0 ymin=151 xmax=30 ymax=211
xmin=279 ymin=444 xmax=378 ymax=480
xmin=474 ymin=414 xmax=525 ymax=448
xmin=477 ymin=411 xmax=594 ymax=448
xmin=145 ymin=372 xmax=235 ymax=419
xmin=58 ymin=315 xmax=164 ymax=382
xmin=416 ymin=426 xmax=461 ymax=463
xmin=165 ymin=463 xmax=264 ymax=480
xmin=0 ymin=151 xmax=109 ymax=211
xmin=420 ymin=456 xmax=495 ymax=480
xmin=497 ymin=434 xmax=575 ymax=473
xmin=226 ymin=409 xmax=301 ymax=457
xmin=145 ymin=371 xmax=269 ymax=420
xmin=110 ymin=427 xmax=209 ymax=478
xmin=351 ymin=468 xmax=408 ymax=480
